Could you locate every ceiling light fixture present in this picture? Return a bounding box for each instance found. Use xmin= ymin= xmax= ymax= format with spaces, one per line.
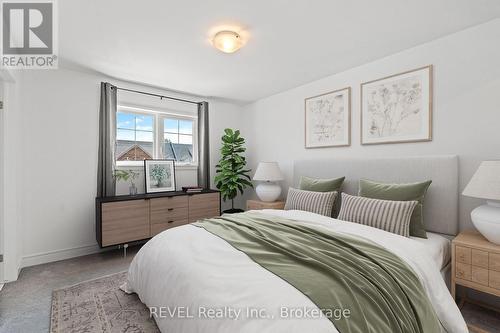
xmin=212 ymin=30 xmax=243 ymax=53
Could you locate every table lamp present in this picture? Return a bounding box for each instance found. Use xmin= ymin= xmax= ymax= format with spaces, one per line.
xmin=253 ymin=162 xmax=284 ymax=202
xmin=463 ymin=161 xmax=500 ymax=244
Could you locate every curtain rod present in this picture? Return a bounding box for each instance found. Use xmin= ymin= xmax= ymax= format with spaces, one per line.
xmin=114 ymin=86 xmax=201 ymax=105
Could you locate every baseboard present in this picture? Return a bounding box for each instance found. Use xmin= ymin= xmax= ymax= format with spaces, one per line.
xmin=20 ymin=244 xmax=105 ymax=268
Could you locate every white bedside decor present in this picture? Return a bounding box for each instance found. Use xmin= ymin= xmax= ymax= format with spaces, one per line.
xmin=463 ymin=161 xmax=500 ymax=244
xmin=253 ymin=162 xmax=284 ymax=202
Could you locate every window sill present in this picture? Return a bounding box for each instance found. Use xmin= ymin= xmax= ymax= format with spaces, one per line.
xmin=116 ymin=161 xmax=198 ymax=170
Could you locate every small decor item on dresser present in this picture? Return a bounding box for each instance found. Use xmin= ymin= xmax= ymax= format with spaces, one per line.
xmin=463 ymin=161 xmax=500 ymax=244
xmin=182 ymin=186 xmax=204 ymax=193
xmin=113 ymin=169 xmax=140 ymax=195
xmin=214 ymin=128 xmax=253 ymax=213
xmin=253 ymin=162 xmax=284 ymax=202
xmin=144 ymin=159 xmax=176 ymax=193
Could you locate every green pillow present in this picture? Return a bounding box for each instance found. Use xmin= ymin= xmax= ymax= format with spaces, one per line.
xmin=358 ymin=179 xmax=432 ymax=238
xmin=299 ymin=176 xmax=345 ymax=217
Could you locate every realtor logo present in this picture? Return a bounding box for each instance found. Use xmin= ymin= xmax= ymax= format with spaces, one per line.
xmin=1 ymin=0 xmax=57 ymax=68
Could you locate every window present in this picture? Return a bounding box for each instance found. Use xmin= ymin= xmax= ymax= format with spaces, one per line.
xmin=116 ymin=112 xmax=154 ymax=161
xmin=162 ymin=118 xmax=194 ymax=163
xmin=116 ymin=107 xmax=197 ymax=166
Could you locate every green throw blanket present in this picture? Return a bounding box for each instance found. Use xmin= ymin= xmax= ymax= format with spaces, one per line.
xmin=193 ymin=212 xmax=442 ymax=333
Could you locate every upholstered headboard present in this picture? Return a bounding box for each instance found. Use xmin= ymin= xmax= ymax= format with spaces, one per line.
xmin=293 ymin=155 xmax=459 ymax=235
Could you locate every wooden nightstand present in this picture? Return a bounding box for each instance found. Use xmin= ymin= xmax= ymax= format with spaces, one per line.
xmin=246 ymin=199 xmax=285 ymax=210
xmin=452 ymin=230 xmax=500 ymax=300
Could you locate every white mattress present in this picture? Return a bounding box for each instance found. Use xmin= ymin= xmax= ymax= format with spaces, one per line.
xmin=411 ymin=232 xmax=451 ymax=271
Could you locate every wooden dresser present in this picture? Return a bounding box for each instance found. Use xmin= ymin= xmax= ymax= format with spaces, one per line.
xmin=96 ymin=190 xmax=220 ymax=247
xmin=451 ymin=230 xmax=500 ymax=299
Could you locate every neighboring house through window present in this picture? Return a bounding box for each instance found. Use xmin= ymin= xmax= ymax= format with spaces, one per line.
xmin=163 ymin=118 xmax=194 ymax=163
xmin=116 ymin=106 xmax=197 ymax=166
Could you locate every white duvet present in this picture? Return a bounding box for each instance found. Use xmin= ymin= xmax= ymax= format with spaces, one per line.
xmin=122 ymin=210 xmax=467 ymax=333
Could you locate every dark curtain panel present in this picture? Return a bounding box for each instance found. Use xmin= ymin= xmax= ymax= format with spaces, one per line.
xmin=197 ymin=101 xmax=210 ymax=189
xmin=97 ymin=82 xmax=117 ymax=197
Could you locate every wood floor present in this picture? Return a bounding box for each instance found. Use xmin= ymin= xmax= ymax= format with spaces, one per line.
xmin=0 ymin=246 xmax=499 ymax=332
xmin=461 ymin=300 xmax=500 ymax=333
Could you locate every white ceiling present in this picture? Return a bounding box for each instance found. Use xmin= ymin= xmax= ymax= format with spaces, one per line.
xmin=60 ymin=0 xmax=500 ymax=102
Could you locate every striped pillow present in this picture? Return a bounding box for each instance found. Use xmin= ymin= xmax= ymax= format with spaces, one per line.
xmin=284 ymin=188 xmax=337 ymax=217
xmin=337 ymin=193 xmax=418 ymax=237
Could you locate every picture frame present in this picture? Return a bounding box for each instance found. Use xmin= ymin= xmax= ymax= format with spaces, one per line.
xmin=304 ymin=87 xmax=351 ymax=148
xmin=361 ymin=65 xmax=432 ymax=145
xmin=144 ymin=159 xmax=176 ymax=193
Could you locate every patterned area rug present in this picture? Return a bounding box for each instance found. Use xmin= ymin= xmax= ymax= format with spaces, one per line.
xmin=50 ymin=271 xmax=500 ymax=333
xmin=50 ymin=271 xmax=159 ymax=333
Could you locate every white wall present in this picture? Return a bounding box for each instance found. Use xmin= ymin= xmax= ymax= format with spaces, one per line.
xmin=209 ymin=100 xmax=251 ymax=211
xmin=1 ymin=70 xmax=23 ymax=282
xmin=0 ymin=80 xmax=4 ymax=283
xmin=3 ymin=67 xmax=245 ymax=276
xmin=243 ymin=19 xmax=500 ymax=232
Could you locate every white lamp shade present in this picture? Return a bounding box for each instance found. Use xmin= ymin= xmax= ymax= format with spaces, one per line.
xmin=253 ymin=162 xmax=284 ymax=181
xmin=463 ymin=161 xmax=500 ymax=201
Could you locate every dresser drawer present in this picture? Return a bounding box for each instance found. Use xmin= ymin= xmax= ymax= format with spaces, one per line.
xmin=150 ymin=196 xmax=188 ymax=210
xmin=103 ymin=225 xmax=151 ymax=246
xmin=151 ymin=206 xmax=188 ymax=225
xmin=455 ymin=262 xmax=471 ymax=281
xmin=471 ymin=266 xmax=489 ymax=286
xmin=101 ymin=200 xmax=150 ymax=246
xmin=472 ymin=249 xmax=489 ymax=269
xmin=489 ymin=270 xmax=500 ymax=290
xmin=490 ymin=253 xmax=500 ymax=272
xmin=102 ymin=200 xmax=149 ymax=230
xmin=151 ymin=219 xmax=189 ymax=236
xmin=456 ymin=246 xmax=471 ymax=264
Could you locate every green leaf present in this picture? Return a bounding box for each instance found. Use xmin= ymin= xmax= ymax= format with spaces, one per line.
xmin=214 ymin=128 xmax=253 ymax=204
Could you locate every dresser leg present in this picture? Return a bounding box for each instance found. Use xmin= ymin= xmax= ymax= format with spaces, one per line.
xmin=123 ymin=243 xmax=128 ymax=258
xmin=451 ymin=282 xmax=456 ymax=300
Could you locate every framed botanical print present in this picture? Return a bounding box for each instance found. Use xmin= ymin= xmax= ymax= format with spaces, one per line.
xmin=361 ymin=65 xmax=433 ymax=145
xmin=144 ymin=159 xmax=176 ymax=193
xmin=305 ymin=87 xmax=351 ymax=148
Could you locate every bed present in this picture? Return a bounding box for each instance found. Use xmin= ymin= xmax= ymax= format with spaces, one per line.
xmin=122 ymin=155 xmax=467 ymax=333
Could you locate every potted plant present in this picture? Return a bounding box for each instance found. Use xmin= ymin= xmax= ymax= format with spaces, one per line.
xmin=114 ymin=169 xmax=140 ymax=195
xmin=215 ymin=128 xmax=253 ymax=213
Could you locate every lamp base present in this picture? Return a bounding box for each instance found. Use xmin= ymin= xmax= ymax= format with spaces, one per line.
xmin=256 ymin=182 xmax=281 ymax=202
xmin=471 ymin=201 xmax=500 ymax=245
